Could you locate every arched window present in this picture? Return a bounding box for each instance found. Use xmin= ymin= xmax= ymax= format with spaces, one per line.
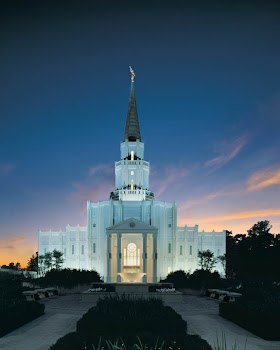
xmin=131 ymin=151 xmax=134 ymax=160
xmin=93 ymin=243 xmax=96 ymax=253
xmin=189 ymin=245 xmax=192 ymax=255
xmin=81 ymin=245 xmax=84 ymax=255
xmin=72 ymin=245 xmax=75 ymax=254
xmin=180 ymin=245 xmax=183 ymax=255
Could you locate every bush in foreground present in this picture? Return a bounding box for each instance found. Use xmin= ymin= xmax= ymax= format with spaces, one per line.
xmin=220 ymin=297 xmax=280 ymax=340
xmin=0 ymin=301 xmax=45 ymax=337
xmin=50 ymin=295 xmax=212 ymax=350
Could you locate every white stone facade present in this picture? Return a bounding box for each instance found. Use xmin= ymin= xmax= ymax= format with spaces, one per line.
xmin=38 ymin=81 xmax=226 ymax=281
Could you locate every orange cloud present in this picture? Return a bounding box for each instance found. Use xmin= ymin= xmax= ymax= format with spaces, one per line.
xmin=248 ymin=166 xmax=280 ymax=191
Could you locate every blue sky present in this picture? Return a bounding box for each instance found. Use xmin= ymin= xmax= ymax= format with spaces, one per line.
xmin=0 ymin=1 xmax=280 ymax=265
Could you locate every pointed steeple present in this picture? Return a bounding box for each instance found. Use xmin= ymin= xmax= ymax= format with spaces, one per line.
xmin=124 ymin=68 xmax=141 ymax=142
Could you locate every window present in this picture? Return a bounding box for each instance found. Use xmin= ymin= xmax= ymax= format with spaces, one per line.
xmin=64 ymin=248 xmax=66 ymax=256
xmin=168 ymin=267 xmax=172 ymax=274
xmin=168 ymin=243 xmax=171 ymax=254
xmin=72 ymin=245 xmax=75 ymax=255
xmin=217 ymin=248 xmax=220 ymax=256
xmin=131 ymin=171 xmax=134 ymax=175
xmin=189 ymin=245 xmax=192 ymax=255
xmin=131 ymin=179 xmax=134 ymax=190
xmin=44 ymin=248 xmax=46 ymax=254
xmin=131 ymin=151 xmax=134 ymax=160
xmin=180 ymin=245 xmax=182 ymax=255
xmin=93 ymin=243 xmax=96 ymax=253
xmin=81 ymin=245 xmax=84 ymax=255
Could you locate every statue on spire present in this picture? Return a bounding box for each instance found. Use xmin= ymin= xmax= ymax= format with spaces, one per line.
xmin=129 ymin=66 xmax=135 ymax=82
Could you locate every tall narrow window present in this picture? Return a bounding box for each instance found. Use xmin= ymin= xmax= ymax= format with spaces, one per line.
xmin=168 ymin=243 xmax=171 ymax=254
xmin=72 ymin=245 xmax=75 ymax=255
xmin=44 ymin=248 xmax=46 ymax=254
xmin=93 ymin=243 xmax=96 ymax=253
xmin=131 ymin=151 xmax=134 ymax=160
xmin=64 ymin=248 xmax=66 ymax=256
xmin=180 ymin=245 xmax=183 ymax=255
xmin=81 ymin=245 xmax=84 ymax=255
xmin=131 ymin=179 xmax=134 ymax=190
xmin=189 ymin=245 xmax=192 ymax=255
xmin=217 ymin=248 xmax=220 ymax=256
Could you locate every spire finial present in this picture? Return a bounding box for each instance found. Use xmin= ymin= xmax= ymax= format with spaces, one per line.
xmin=129 ymin=66 xmax=135 ymax=82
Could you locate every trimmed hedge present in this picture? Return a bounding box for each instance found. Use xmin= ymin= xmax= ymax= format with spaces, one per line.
xmin=35 ymin=269 xmax=102 ymax=288
xmin=0 ymin=301 xmax=45 ymax=337
xmin=220 ymin=300 xmax=280 ymax=340
xmin=50 ymin=295 xmax=212 ymax=350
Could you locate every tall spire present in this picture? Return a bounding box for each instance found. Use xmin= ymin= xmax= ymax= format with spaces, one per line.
xmin=124 ymin=67 xmax=141 ymax=142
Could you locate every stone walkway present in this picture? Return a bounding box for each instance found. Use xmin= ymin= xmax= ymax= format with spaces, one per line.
xmin=1 ymin=294 xmax=280 ymax=350
xmin=0 ymin=295 xmax=96 ymax=350
xmin=166 ymin=295 xmax=280 ymax=350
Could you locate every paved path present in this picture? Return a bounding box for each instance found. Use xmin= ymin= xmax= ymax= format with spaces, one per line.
xmin=166 ymin=295 xmax=280 ymax=350
xmin=0 ymin=295 xmax=96 ymax=350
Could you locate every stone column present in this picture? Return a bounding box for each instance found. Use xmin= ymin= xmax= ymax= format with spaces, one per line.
xmin=117 ymin=233 xmax=122 ymax=282
xmin=106 ymin=233 xmax=111 ymax=282
xmin=153 ymin=233 xmax=158 ymax=283
xmin=142 ymin=233 xmax=147 ymax=282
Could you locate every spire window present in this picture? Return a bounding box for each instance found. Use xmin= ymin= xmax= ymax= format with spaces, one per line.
xmin=131 ymin=151 xmax=134 ymax=160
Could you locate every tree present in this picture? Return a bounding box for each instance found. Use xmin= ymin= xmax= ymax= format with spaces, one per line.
xmin=38 ymin=255 xmax=45 ymax=277
xmin=52 ymin=249 xmax=64 ymax=270
xmin=198 ymin=250 xmax=216 ymax=272
xmin=15 ymin=262 xmax=21 ymax=270
xmin=217 ymin=254 xmax=226 ymax=276
xmin=27 ymin=252 xmax=38 ymax=272
xmin=44 ymin=252 xmax=53 ymax=271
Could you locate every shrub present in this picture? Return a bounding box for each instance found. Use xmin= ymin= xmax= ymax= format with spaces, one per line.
xmin=220 ymin=298 xmax=280 ymax=340
xmin=50 ymin=295 xmax=212 ymax=350
xmin=77 ymin=295 xmax=187 ymax=346
xmin=0 ymin=301 xmax=45 ymax=337
xmin=35 ymin=268 xmax=102 ymax=288
xmin=160 ymin=270 xmax=189 ymax=288
xmin=49 ymin=332 xmax=84 ymax=350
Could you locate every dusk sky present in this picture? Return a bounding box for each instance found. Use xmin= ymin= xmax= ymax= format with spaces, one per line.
xmin=1 ymin=1 xmax=280 ymax=266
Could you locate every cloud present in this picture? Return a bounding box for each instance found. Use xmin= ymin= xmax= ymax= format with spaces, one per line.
xmin=0 ymin=162 xmax=16 ymax=174
xmin=180 ymin=208 xmax=280 ymax=224
xmin=151 ymin=166 xmax=189 ymax=197
xmin=0 ymin=245 xmax=16 ymax=250
xmin=67 ymin=163 xmax=114 ymax=215
xmin=88 ymin=164 xmax=113 ymax=176
xmin=205 ymin=137 xmax=245 ymax=170
xmin=248 ymin=166 xmax=280 ymax=191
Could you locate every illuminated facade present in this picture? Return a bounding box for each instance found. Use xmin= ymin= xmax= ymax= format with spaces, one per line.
xmin=38 ymin=75 xmax=226 ymax=282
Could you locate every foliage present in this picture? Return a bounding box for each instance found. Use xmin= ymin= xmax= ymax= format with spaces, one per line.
xmin=35 ymin=268 xmax=102 ymax=288
xmin=37 ymin=249 xmax=65 ymax=276
xmin=27 ymin=252 xmax=38 ymax=272
xmin=50 ymin=295 xmax=212 ymax=350
xmin=53 ymin=249 xmax=64 ymax=270
xmin=0 ymin=301 xmax=45 ymax=337
xmin=225 ymin=221 xmax=280 ymax=282
xmin=160 ymin=269 xmax=225 ymax=290
xmin=1 ymin=262 xmax=21 ymax=270
xmin=160 ymin=270 xmax=189 ymax=288
xmin=198 ymin=250 xmax=217 ymax=271
xmin=219 ymin=296 xmax=280 ymax=340
xmin=0 ymin=274 xmax=24 ymax=310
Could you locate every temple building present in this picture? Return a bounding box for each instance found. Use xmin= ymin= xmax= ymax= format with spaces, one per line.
xmin=38 ymin=69 xmax=226 ymax=282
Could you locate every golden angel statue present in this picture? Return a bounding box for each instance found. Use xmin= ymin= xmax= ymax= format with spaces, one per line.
xmin=129 ymin=66 xmax=135 ymax=82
